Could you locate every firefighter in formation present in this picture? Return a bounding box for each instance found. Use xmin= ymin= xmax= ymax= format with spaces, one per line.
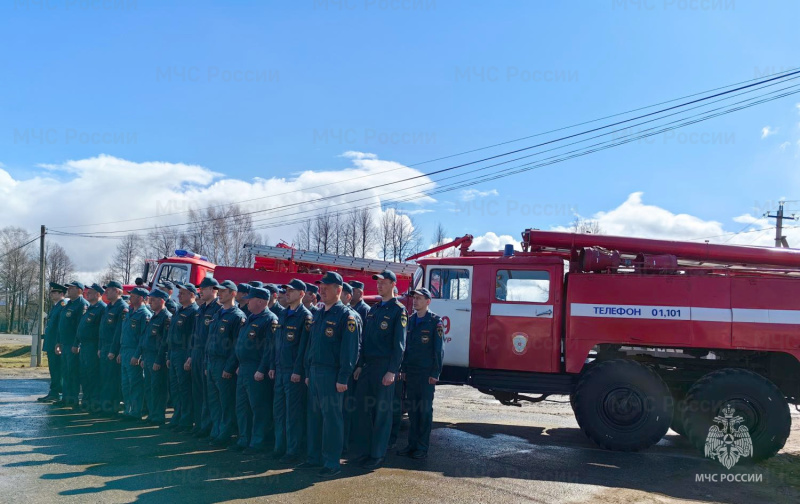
xmin=39 ymin=270 xmax=443 ymax=478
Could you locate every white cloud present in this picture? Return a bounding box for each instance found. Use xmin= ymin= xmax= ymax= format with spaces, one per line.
xmin=796 ymin=103 xmax=800 ymax=114
xmin=761 ymin=126 xmax=778 ymax=139
xmin=551 ymin=192 xmax=788 ymax=248
xmin=780 ymin=141 xmax=792 ymax=150
xmin=0 ymin=153 xmax=436 ymax=282
xmin=340 ymin=151 xmax=377 ymax=160
xmin=460 ymin=188 xmax=499 ymax=201
xmin=470 ymin=231 xmax=520 ymax=251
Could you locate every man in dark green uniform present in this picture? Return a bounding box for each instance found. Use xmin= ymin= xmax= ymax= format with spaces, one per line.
xmin=38 ymin=282 xmax=67 ymax=403
xmin=339 ymin=282 xmax=363 ymax=454
xmin=349 ymin=281 xmax=370 ymax=322
xmin=297 ymin=272 xmax=359 ymax=478
xmin=303 ymin=284 xmax=319 ymax=314
xmin=137 ymin=288 xmax=171 ymax=425
xmin=187 ymin=277 xmax=221 ymax=438
xmin=55 ymin=281 xmax=89 ymax=408
xmin=353 ymin=269 xmax=407 ymax=469
xmin=167 ymin=283 xmax=199 ymax=432
xmin=158 ymin=281 xmax=179 ymax=316
xmin=265 ymin=284 xmax=285 ymax=318
xmin=236 ymin=283 xmax=252 ymax=317
xmin=98 ymin=280 xmax=128 ymax=416
xmin=397 ymin=288 xmax=444 ymax=459
xmin=121 ymin=287 xmax=151 ymax=420
xmin=206 ymin=280 xmax=246 ymax=446
xmin=270 ymin=279 xmax=312 ymax=463
xmin=233 ymin=287 xmax=278 ymax=454
xmin=73 ymin=283 xmax=107 ymax=413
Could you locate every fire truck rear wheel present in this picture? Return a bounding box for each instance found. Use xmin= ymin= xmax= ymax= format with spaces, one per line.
xmin=670 ymin=400 xmax=687 ymax=437
xmin=573 ymin=359 xmax=672 ymax=452
xmin=681 ymin=368 xmax=791 ymax=461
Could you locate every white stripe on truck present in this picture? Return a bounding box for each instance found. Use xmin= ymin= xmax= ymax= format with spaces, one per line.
xmin=572 ymin=303 xmax=800 ymax=324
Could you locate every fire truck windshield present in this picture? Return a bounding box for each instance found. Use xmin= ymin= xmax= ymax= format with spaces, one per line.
xmin=154 ymin=263 xmax=190 ymax=287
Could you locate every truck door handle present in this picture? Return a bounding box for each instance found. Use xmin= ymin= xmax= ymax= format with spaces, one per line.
xmin=456 ymin=308 xmax=471 ymax=312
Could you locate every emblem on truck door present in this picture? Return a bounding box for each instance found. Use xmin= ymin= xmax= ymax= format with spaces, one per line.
xmin=511 ymin=332 xmax=529 ymax=355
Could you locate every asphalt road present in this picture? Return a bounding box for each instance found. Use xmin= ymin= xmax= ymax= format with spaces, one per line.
xmin=0 ymin=375 xmax=798 ymax=504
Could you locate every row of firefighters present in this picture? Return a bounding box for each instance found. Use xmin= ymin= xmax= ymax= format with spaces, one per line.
xmin=39 ymin=270 xmax=445 ymax=478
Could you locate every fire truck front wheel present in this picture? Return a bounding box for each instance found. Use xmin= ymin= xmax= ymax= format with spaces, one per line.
xmin=573 ymin=359 xmax=672 ymax=452
xmin=681 ymin=368 xmax=791 ymax=461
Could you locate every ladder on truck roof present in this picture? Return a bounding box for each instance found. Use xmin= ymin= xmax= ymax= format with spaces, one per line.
xmin=243 ymin=244 xmax=419 ymax=277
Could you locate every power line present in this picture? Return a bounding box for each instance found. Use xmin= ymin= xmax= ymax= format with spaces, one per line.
xmin=51 ymin=68 xmax=800 ymax=233
xmin=0 ymin=236 xmax=40 ymax=262
xmin=53 ymin=82 xmax=800 ymax=238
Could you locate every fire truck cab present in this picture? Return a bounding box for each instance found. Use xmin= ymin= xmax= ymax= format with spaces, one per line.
xmin=413 ymin=230 xmax=799 ymax=461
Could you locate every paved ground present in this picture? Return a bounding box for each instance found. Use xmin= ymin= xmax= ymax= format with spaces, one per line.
xmin=0 ymin=371 xmax=798 ymax=503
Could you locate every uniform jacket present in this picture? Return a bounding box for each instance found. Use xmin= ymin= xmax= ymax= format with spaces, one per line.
xmin=100 ymin=298 xmax=128 ymax=355
xmin=75 ymin=301 xmax=107 ymax=347
xmin=305 ymin=301 xmax=360 ymax=385
xmin=401 ymin=310 xmax=445 ymax=380
xmin=270 ymin=304 xmax=312 ymax=376
xmin=57 ymin=296 xmax=89 ymax=347
xmin=360 ymin=298 xmax=407 ymax=374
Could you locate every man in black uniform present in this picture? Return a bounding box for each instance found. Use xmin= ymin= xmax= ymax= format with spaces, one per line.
xmin=353 ymin=269 xmax=407 ymax=469
xmin=38 ymin=282 xmax=67 ymax=403
xmin=298 ymin=272 xmax=359 ymax=478
xmin=397 ymin=288 xmax=444 ymax=459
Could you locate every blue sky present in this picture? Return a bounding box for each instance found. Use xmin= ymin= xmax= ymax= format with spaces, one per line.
xmin=1 ymin=1 xmax=799 ymax=272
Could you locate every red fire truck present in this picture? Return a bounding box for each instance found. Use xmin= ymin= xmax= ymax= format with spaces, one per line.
xmin=137 ymin=243 xmax=414 ymax=297
xmin=412 ymin=230 xmax=797 ymax=460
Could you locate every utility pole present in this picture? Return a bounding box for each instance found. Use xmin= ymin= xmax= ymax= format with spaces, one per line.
xmin=766 ymin=202 xmax=794 ymax=248
xmin=32 ymin=225 xmax=45 ymax=367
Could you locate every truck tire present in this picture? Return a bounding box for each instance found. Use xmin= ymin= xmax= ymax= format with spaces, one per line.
xmin=670 ymin=400 xmax=686 ymax=437
xmin=573 ymin=359 xmax=672 ymax=451
xmin=682 ymin=368 xmax=791 ymax=461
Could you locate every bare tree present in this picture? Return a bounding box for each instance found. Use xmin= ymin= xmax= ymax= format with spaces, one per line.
xmin=356 ymin=208 xmax=377 ymax=259
xmin=108 ymin=233 xmax=141 ymax=284
xmin=379 ymin=208 xmax=395 ymax=261
xmin=312 ymin=211 xmax=335 ymax=254
xmin=392 ymin=211 xmax=421 ymax=261
xmin=571 ymin=218 xmax=603 ymax=234
xmin=0 ymin=227 xmax=38 ymax=332
xmin=46 ymin=242 xmax=75 ymax=286
xmin=432 ymin=222 xmax=447 ymax=257
xmin=294 ymin=219 xmax=313 ymax=251
xmin=181 ymin=204 xmax=262 ymax=267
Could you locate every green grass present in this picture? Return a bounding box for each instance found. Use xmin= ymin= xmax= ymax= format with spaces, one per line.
xmin=0 ymin=345 xmax=47 ymax=368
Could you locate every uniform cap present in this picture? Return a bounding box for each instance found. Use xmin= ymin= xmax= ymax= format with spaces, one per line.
xmin=130 ymin=287 xmax=149 ymax=298
xmin=281 ymin=279 xmax=306 ymax=292
xmin=198 ymin=277 xmax=220 ymax=289
xmin=67 ymin=280 xmax=85 ymax=290
xmin=245 ymin=287 xmax=270 ymax=300
xmin=410 ymin=288 xmax=432 ymax=300
xmin=49 ymin=282 xmax=67 ymax=293
xmin=372 ymin=270 xmax=397 ymax=282
xmin=219 ymin=280 xmax=238 ymax=291
xmin=149 ymin=289 xmax=169 ymax=300
xmin=315 ymin=271 xmax=343 ymax=286
xmin=177 ymin=283 xmax=198 ymax=295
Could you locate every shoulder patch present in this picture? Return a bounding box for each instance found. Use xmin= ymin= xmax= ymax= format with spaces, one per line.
xmin=60 ymin=300 xmax=66 ymax=306
xmin=347 ymin=316 xmax=356 ymax=333
xmin=400 ymin=312 xmax=408 ymax=327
